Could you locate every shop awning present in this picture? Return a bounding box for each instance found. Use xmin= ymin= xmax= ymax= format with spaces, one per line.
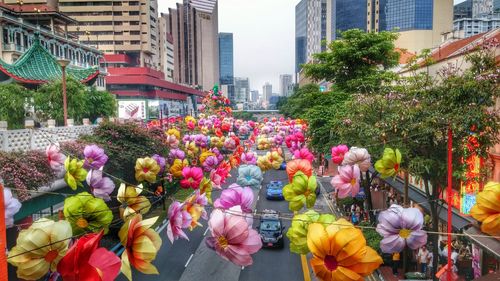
xmin=463 ymin=227 xmax=500 ymax=259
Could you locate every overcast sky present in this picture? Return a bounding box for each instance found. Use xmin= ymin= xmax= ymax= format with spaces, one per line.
xmin=158 ymin=0 xmax=464 ymax=93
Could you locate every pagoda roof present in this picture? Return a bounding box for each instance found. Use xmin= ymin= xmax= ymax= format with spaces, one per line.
xmin=0 ymin=36 xmax=99 ymax=85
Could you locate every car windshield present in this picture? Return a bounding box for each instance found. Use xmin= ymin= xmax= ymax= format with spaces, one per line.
xmin=260 ymin=220 xmax=280 ymax=231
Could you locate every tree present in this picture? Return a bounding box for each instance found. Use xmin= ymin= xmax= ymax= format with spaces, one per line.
xmin=85 ymin=87 xmax=116 ymax=122
xmin=0 ymin=83 xmax=32 ymax=129
xmin=302 ymin=29 xmax=400 ymax=94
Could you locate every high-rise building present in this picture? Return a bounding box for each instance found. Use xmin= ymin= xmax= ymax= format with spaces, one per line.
xmin=473 ymin=0 xmax=500 ymax=17
xmin=159 ymin=13 xmax=175 ymax=82
xmin=250 ymin=90 xmax=259 ymax=102
xmin=234 ymin=77 xmax=250 ymax=103
xmin=295 ymin=0 xmax=327 ymax=74
xmin=279 ymin=74 xmax=293 ymax=97
xmin=262 ymin=82 xmax=272 ymax=103
xmin=453 ymin=16 xmax=500 ymax=38
xmin=219 ymin=33 xmax=234 ymax=85
xmin=167 ymin=0 xmax=219 ymax=91
xmin=454 ymin=0 xmax=473 ymax=19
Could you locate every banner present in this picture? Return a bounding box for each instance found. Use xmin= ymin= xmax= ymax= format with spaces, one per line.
xmin=118 ymin=100 xmax=146 ymax=120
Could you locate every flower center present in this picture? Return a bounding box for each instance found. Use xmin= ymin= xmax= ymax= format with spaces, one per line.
xmin=394 ymin=163 xmax=399 ymax=172
xmin=143 ymin=167 xmax=149 ymax=173
xmin=44 ymin=250 xmax=59 ymax=263
xmin=399 ymin=228 xmax=412 ymax=239
xmin=304 ymin=190 xmax=311 ymax=197
xmin=217 ymin=236 xmax=229 ymax=250
xmin=76 ymin=218 xmax=89 ymax=228
xmin=324 ymin=255 xmax=339 ymax=271
xmin=188 ymin=178 xmax=194 ymax=183
xmin=88 ymin=158 xmax=94 ymax=163
xmin=350 ymin=178 xmax=357 ymax=186
xmin=245 ymin=175 xmax=252 ymax=181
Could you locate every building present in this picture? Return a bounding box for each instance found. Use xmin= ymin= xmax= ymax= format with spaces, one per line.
xmin=326 ymin=0 xmax=368 ymax=41
xmin=0 ymin=1 xmax=103 ymax=87
xmin=167 ymin=0 xmax=219 ymax=91
xmin=454 ymin=0 xmax=473 ymax=19
xmin=454 ymin=17 xmax=500 ymax=38
xmin=159 ymin=13 xmax=175 ymax=82
xmin=262 ymin=82 xmax=272 ymax=103
xmin=219 ymin=32 xmax=233 ymax=85
xmin=234 ymin=77 xmax=249 ymax=104
xmin=279 ymin=74 xmax=293 ymax=97
xmin=250 ymin=90 xmax=259 ymax=103
xmin=295 ymin=0 xmax=327 ymax=75
xmin=473 ymin=0 xmax=500 ymax=17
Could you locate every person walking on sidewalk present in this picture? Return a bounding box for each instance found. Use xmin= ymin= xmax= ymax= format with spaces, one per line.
xmin=418 ymin=246 xmax=430 ymax=274
xmin=392 ymin=252 xmax=401 ymax=276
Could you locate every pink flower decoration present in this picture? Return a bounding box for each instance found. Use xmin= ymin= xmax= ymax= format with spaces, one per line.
xmin=210 ymin=170 xmax=223 ymax=189
xmin=166 ymin=135 xmax=179 ymax=148
xmin=166 ymin=201 xmax=192 ymax=243
xmin=293 ymin=147 xmax=314 ymax=163
xmin=342 ymin=147 xmax=371 ymax=172
xmin=224 ymin=138 xmax=236 ymax=151
xmin=240 ymin=152 xmax=257 ymax=165
xmin=214 ymin=184 xmax=254 ymax=213
xmin=46 ymin=144 xmax=66 ymax=171
xmin=331 ymin=144 xmax=349 ymax=165
xmin=330 ymin=164 xmax=361 ymax=198
xmin=180 ymin=167 xmax=203 ymax=189
xmin=205 ymin=209 xmax=261 ymax=266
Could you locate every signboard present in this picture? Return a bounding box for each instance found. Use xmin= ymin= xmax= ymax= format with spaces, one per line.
xmin=460 ymin=155 xmax=482 ymax=215
xmin=118 ymin=100 xmax=146 ymax=120
xmin=397 ymin=171 xmax=433 ymax=195
xmin=148 ymin=100 xmax=159 ymax=119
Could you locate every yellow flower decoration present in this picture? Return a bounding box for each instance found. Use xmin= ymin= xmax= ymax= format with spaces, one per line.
xmin=267 ymin=151 xmax=284 ymax=170
xmin=64 ymin=156 xmax=88 ymax=190
xmin=117 ymin=183 xmax=151 ymax=219
xmin=257 ymin=155 xmax=272 ymax=172
xmin=8 ymin=219 xmax=72 ymax=280
xmin=470 ymin=181 xmax=500 ymax=236
xmin=374 ymin=148 xmax=402 ymax=179
xmin=170 ymin=159 xmax=189 ymax=178
xmin=185 ymin=116 xmax=196 ymax=125
xmin=185 ymin=141 xmax=199 ymax=157
xmin=210 ymin=136 xmax=224 ymax=148
xmin=199 ymin=151 xmax=216 ymax=164
xmin=166 ymin=128 xmax=181 ymax=139
xmin=257 ymin=137 xmax=270 ymax=150
xmin=199 ymin=177 xmax=213 ymax=204
xmin=135 ymin=157 xmax=161 ymax=183
xmin=119 ymin=215 xmax=162 ymax=281
xmin=307 ymin=219 xmax=382 ymax=281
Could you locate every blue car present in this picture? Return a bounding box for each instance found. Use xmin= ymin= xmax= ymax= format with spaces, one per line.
xmin=266 ymin=181 xmax=284 ymax=200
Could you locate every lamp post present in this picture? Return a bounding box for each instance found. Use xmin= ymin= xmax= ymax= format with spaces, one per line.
xmin=57 ymin=59 xmax=71 ymax=126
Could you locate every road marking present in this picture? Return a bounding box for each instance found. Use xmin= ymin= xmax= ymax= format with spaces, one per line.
xmin=318 ymin=180 xmax=336 ymax=215
xmin=257 ymin=195 xmax=260 ymax=201
xmin=156 ymin=219 xmax=169 ymax=233
xmin=203 ymin=227 xmax=209 ymax=236
xmin=300 ymin=254 xmax=311 ymax=281
xmin=241 ymin=266 xmax=245 ymax=270
xmin=184 ymin=254 xmax=194 ymax=268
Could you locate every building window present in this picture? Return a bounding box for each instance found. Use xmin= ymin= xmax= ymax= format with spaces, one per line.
xmin=129 ymin=11 xmax=140 ymax=15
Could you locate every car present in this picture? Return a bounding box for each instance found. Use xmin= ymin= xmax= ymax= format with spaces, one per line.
xmin=258 ymin=210 xmax=285 ymax=248
xmin=266 ymin=181 xmax=284 ymax=200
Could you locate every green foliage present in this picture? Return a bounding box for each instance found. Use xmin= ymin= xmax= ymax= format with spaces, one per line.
xmin=0 ymin=83 xmax=31 ymax=129
xmin=275 ymin=96 xmax=288 ymax=110
xmin=85 ymin=87 xmax=116 ymax=123
xmin=279 ymin=84 xmax=320 ymax=118
xmin=302 ymin=29 xmax=400 ymax=93
xmin=359 ymin=221 xmax=383 ymax=252
xmin=232 ymin=111 xmax=257 ymax=121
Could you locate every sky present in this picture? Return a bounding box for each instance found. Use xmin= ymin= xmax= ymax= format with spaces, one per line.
xmin=158 ymin=0 xmax=464 ymax=93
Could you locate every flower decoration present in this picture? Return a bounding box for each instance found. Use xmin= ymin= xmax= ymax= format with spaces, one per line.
xmin=86 ymin=169 xmax=115 ymax=201
xmin=199 ymin=177 xmax=213 ymax=203
xmin=293 ymin=147 xmax=314 ymax=163
xmin=8 ymin=219 xmax=72 ymax=280
xmin=46 ymin=144 xmax=66 ymax=172
xmin=241 ymin=152 xmax=257 ymax=165
xmin=3 ymin=187 xmax=21 ymax=227
xmin=283 ymin=172 xmax=317 ymax=211
xmin=205 ymin=209 xmax=261 ymax=266
xmin=257 ymin=155 xmax=272 ymax=172
xmin=180 ymin=167 xmax=204 ymax=189
xmin=168 ymin=148 xmax=186 ymax=163
xmin=166 ymin=128 xmax=181 ymax=139
xmin=330 ymin=164 xmax=361 ymax=199
xmin=117 ymin=183 xmax=152 ymax=219
xmin=286 ymin=159 xmax=313 ymax=182
xmin=63 ymin=192 xmax=113 ymax=235
xmin=183 ymin=191 xmax=208 ymax=230
xmin=342 ymin=147 xmax=371 ymax=172
xmin=267 ymin=151 xmax=284 ymax=170
xmin=83 ymin=144 xmax=109 ymax=170
xmin=57 ymin=231 xmax=121 ymax=281
xmin=166 ymin=134 xmax=179 ymax=148
xmin=237 ymin=164 xmax=264 ymax=189
xmin=257 ymin=137 xmax=270 ymax=150
xmin=170 ymin=159 xmax=189 ymax=178
xmin=224 ymin=137 xmax=236 ymax=151
xmin=185 ymin=141 xmax=199 ymax=157
xmin=64 ymin=156 xmax=88 ymax=190
xmin=331 ymin=145 xmax=349 ymax=165
xmin=470 ymin=181 xmax=500 ymax=236
xmin=376 ymin=204 xmax=427 ymax=253
xmin=287 ymin=210 xmax=335 ymax=255
xmin=119 ymin=215 xmax=162 ymax=281
xmin=202 ymin=155 xmax=219 ymax=172
xmin=214 ymin=184 xmax=254 ymax=213
xmin=374 ymin=148 xmax=401 ymax=178
xmin=134 ymin=157 xmax=161 ymax=183
xmin=307 ymin=220 xmax=382 ymax=281
xmin=199 ymin=151 xmax=216 ymax=164
xmin=166 ymin=201 xmax=192 ymax=243
xmin=152 ymin=154 xmax=166 ymax=173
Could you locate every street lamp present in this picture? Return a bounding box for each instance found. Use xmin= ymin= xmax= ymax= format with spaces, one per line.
xmin=57 ymin=59 xmax=71 ymax=126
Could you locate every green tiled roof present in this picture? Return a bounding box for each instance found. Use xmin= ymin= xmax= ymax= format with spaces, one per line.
xmin=0 ymin=36 xmax=99 ymax=84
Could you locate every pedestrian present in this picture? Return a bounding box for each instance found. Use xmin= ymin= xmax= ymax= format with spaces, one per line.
xmin=392 ymin=252 xmax=400 ymax=276
xmin=418 ymin=245 xmax=430 ymax=274
xmin=427 ymin=250 xmax=434 ymax=278
xmin=355 ymin=204 xmax=361 ymax=222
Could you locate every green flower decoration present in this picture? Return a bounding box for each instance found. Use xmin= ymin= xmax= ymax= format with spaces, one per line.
xmin=374 ymin=148 xmax=402 ymax=179
xmin=64 ymin=156 xmax=88 ymax=190
xmin=283 ymin=171 xmax=317 ymax=211
xmin=63 ymin=192 xmax=113 ymax=235
xmin=287 ymin=210 xmax=335 ymax=254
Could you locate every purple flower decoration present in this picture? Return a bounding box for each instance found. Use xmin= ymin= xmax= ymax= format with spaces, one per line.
xmin=168 ymin=148 xmax=186 ymax=164
xmin=4 ymin=187 xmax=21 ymax=227
xmin=376 ymin=204 xmax=427 ymax=253
xmin=211 ymin=148 xmax=224 ymax=163
xmin=83 ymin=144 xmax=108 ymax=170
xmin=241 ymin=152 xmax=257 ymax=165
xmin=152 ymin=154 xmax=166 ymax=173
xmin=202 ymin=155 xmax=219 ymax=172
xmin=86 ymin=169 xmax=115 ymax=201
xmin=214 ymin=184 xmax=254 ymax=213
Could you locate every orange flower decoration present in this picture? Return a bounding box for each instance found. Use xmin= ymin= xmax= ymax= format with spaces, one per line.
xmin=307 ymin=219 xmax=382 ymax=281
xmin=286 ymin=159 xmax=313 ymax=182
xmin=470 ymin=181 xmax=500 ymax=236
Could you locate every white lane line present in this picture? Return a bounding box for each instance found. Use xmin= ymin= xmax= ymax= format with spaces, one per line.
xmin=241 ymin=266 xmax=245 ymax=270
xmin=257 ymin=195 xmax=260 ymax=201
xmin=184 ymin=254 xmax=194 ymax=268
xmin=203 ymin=227 xmax=209 ymax=236
xmin=156 ymin=220 xmax=169 ymax=233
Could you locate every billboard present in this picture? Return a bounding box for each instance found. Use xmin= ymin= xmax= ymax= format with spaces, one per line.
xmin=118 ymin=100 xmax=146 ymax=120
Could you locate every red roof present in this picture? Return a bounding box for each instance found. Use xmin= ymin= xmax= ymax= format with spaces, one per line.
xmin=395 ymin=48 xmax=416 ymax=64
